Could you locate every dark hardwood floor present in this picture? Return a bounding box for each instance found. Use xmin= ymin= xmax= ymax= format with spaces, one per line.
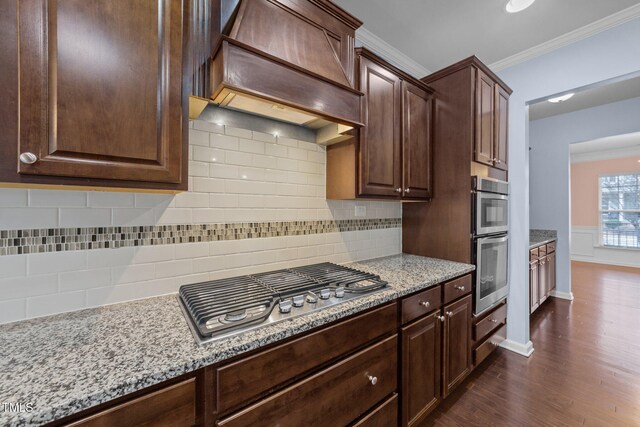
xmin=420 ymin=261 xmax=640 ymax=426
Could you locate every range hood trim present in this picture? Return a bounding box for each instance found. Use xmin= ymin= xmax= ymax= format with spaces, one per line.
xmin=210 ymin=38 xmax=365 ymax=128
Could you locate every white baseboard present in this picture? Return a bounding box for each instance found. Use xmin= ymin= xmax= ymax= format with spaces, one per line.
xmin=500 ymin=339 xmax=534 ymax=357
xmin=550 ymin=290 xmax=574 ymax=300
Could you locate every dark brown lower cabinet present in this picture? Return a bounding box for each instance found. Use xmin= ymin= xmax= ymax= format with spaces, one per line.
xmin=401 ymin=312 xmax=441 ymax=427
xmin=530 ymin=242 xmax=557 ymax=314
xmin=442 ymin=295 xmax=472 ymax=397
xmin=353 ymin=393 xmax=399 ymax=427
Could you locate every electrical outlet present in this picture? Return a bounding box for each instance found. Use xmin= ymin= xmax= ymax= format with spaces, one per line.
xmin=355 ymin=205 xmax=366 ymax=217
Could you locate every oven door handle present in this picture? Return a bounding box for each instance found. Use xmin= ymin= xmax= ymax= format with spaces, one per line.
xmin=477 ymin=235 xmax=509 ymax=245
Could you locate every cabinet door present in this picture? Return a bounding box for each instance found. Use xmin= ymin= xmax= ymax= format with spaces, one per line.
xmin=474 ymin=69 xmax=494 ymax=166
xmin=493 ymin=85 xmax=509 ymax=171
xmin=530 ymin=261 xmax=539 ymax=313
xmin=17 ymin=0 xmax=187 ymax=184
xmin=401 ymin=312 xmax=441 ymax=427
xmin=358 ymin=57 xmax=402 ymax=198
xmin=401 ymin=80 xmax=433 ymax=200
xmin=538 ymin=256 xmax=548 ymax=304
xmin=442 ymin=295 xmax=472 ymax=397
xmin=548 ymin=252 xmax=556 ymax=292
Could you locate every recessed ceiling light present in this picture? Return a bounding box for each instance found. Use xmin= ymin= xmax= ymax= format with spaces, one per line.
xmin=506 ymin=0 xmax=536 ymax=13
xmin=548 ymin=93 xmax=575 ymax=103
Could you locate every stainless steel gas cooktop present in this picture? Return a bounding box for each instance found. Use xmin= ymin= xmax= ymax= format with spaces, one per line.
xmin=178 ymin=262 xmax=388 ymax=345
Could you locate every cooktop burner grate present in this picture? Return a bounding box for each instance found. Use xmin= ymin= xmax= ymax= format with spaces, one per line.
xmin=178 ymin=262 xmax=388 ymax=343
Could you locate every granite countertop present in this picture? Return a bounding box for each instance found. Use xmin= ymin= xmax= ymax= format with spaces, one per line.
xmin=0 ymin=253 xmax=474 ymax=427
xmin=530 ymin=229 xmax=557 ymax=249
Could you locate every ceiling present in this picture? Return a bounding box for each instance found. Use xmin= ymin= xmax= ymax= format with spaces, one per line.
xmin=570 ymin=131 xmax=640 ymax=162
xmin=334 ymin=0 xmax=640 ymax=73
xmin=529 ymin=75 xmax=640 ymax=120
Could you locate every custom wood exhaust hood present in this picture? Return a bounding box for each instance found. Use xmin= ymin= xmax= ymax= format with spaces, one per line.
xmin=190 ymin=0 xmax=363 ymax=145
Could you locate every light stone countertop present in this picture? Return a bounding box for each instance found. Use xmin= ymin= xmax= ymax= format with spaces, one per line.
xmin=530 ymin=229 xmax=558 ymax=249
xmin=0 ymin=253 xmax=474 ymax=427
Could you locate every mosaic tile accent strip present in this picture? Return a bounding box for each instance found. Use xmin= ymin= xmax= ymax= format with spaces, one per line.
xmin=0 ymin=218 xmax=402 ymax=256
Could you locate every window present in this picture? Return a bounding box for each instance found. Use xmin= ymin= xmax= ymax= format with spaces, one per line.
xmin=600 ymin=174 xmax=640 ymax=249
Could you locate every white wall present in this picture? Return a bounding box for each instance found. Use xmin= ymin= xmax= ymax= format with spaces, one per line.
xmin=496 ymin=17 xmax=640 ymax=355
xmin=0 ymin=119 xmax=402 ymax=324
xmin=529 ymin=97 xmax=640 ymax=299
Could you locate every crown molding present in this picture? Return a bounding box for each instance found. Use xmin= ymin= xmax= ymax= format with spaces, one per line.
xmin=490 ymin=4 xmax=640 ymax=72
xmin=355 ymin=27 xmax=430 ymax=78
xmin=570 ymin=145 xmax=640 ymax=163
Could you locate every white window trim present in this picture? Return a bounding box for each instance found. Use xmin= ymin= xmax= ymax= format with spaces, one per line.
xmin=598 ymin=172 xmax=640 ymax=249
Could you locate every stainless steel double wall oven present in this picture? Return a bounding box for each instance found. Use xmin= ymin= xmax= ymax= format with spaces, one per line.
xmin=472 ymin=177 xmax=509 ymax=315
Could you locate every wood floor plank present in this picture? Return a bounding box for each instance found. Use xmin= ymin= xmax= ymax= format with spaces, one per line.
xmin=419 ymin=261 xmax=640 ymax=426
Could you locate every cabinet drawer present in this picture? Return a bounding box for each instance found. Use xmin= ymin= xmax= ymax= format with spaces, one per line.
xmin=66 ymin=379 xmax=196 ymax=427
xmin=538 ymin=245 xmax=547 ymax=256
xmin=474 ymin=325 xmax=506 ymax=367
xmin=352 ymin=393 xmax=398 ymax=427
xmin=474 ymin=303 xmax=507 ymax=342
xmin=530 ymin=247 xmax=539 ymax=261
xmin=401 ymin=286 xmax=441 ymax=324
xmin=218 ymin=335 xmax=398 ymax=427
xmin=216 ymin=304 xmax=396 ymax=413
xmin=443 ymin=275 xmax=472 ymax=305
xmin=546 ymin=241 xmax=556 ymax=253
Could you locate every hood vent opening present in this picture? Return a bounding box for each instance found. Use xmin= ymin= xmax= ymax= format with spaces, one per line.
xmin=189 ymin=0 xmax=362 ymax=146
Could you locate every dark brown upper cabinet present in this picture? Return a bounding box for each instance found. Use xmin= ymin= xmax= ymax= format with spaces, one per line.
xmin=326 ymin=48 xmax=434 ymax=201
xmin=422 ymin=56 xmax=511 ymax=176
xmin=474 ymin=68 xmax=510 ymax=171
xmin=0 ymin=0 xmax=190 ymax=190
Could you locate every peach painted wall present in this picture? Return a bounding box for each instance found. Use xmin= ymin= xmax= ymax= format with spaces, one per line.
xmin=571 ymin=156 xmax=640 ymax=226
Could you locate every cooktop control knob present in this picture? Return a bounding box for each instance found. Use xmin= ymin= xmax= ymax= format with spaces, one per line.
xmin=279 ymin=300 xmax=293 ymax=314
xmin=319 ymin=289 xmax=331 ymax=300
xmin=292 ymin=295 xmax=305 ymax=307
xmin=306 ymin=292 xmax=318 ymax=304
xmin=335 ymin=287 xmax=345 ymax=298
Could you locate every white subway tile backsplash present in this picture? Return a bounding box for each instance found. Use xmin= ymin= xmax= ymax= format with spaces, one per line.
xmin=0 ymin=208 xmax=58 ymax=229
xmin=210 ymin=133 xmax=239 ymax=150
xmin=238 ymin=138 xmax=265 ymax=154
xmin=59 ymin=269 xmax=111 ymax=291
xmin=252 ymin=131 xmax=277 ymax=143
xmin=0 ymin=117 xmax=402 ymax=323
xmin=88 ymin=192 xmax=135 ymax=208
xmin=112 ymin=208 xmax=156 ymax=226
xmin=193 ymin=146 xmax=226 ymax=163
xmin=0 ymin=256 xmax=27 ymax=279
xmin=59 ymin=208 xmax=112 ymax=227
xmin=27 ymin=291 xmax=86 ymax=318
xmin=29 ymin=190 xmax=86 ymax=207
xmin=112 ymin=264 xmax=156 ymax=285
xmin=0 ymin=299 xmax=26 ymax=324
xmin=132 ymin=245 xmax=175 ymax=264
xmin=29 ymin=251 xmax=86 ymax=275
xmin=0 ymin=189 xmax=28 ymax=207
xmin=188 ymin=129 xmax=210 ymax=147
xmin=0 ymin=275 xmax=57 ymax=299
xmin=225 ymin=126 xmax=252 ymax=139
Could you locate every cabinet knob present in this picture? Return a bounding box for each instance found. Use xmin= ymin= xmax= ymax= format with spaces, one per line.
xmin=454 ymin=285 xmax=465 ymax=291
xmin=404 ymin=188 xmax=411 ymax=194
xmin=492 ymin=158 xmax=498 ymax=162
xmin=492 ymin=342 xmax=499 ymax=347
xmin=446 ymin=311 xmax=454 ymax=317
xmin=490 ymin=319 xmax=498 ymax=323
xmin=19 ymin=152 xmax=38 ymax=165
xmin=438 ymin=315 xmax=445 ymax=322
xmin=395 ymin=188 xmax=402 ymax=193
xmin=367 ymin=375 xmax=378 ymax=386
xmin=419 ymin=301 xmax=430 ymax=308
xmin=496 ymin=160 xmax=502 ymax=164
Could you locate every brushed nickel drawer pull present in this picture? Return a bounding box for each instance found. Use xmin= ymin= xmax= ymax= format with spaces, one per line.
xmin=394 ymin=188 xmax=402 ymax=193
xmin=490 ymin=319 xmax=498 ymax=323
xmin=419 ymin=301 xmax=430 ymax=308
xmin=454 ymin=285 xmax=466 ymax=291
xmin=438 ymin=315 xmax=445 ymax=322
xmin=446 ymin=311 xmax=453 ymax=317
xmin=367 ymin=375 xmax=378 ymax=386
